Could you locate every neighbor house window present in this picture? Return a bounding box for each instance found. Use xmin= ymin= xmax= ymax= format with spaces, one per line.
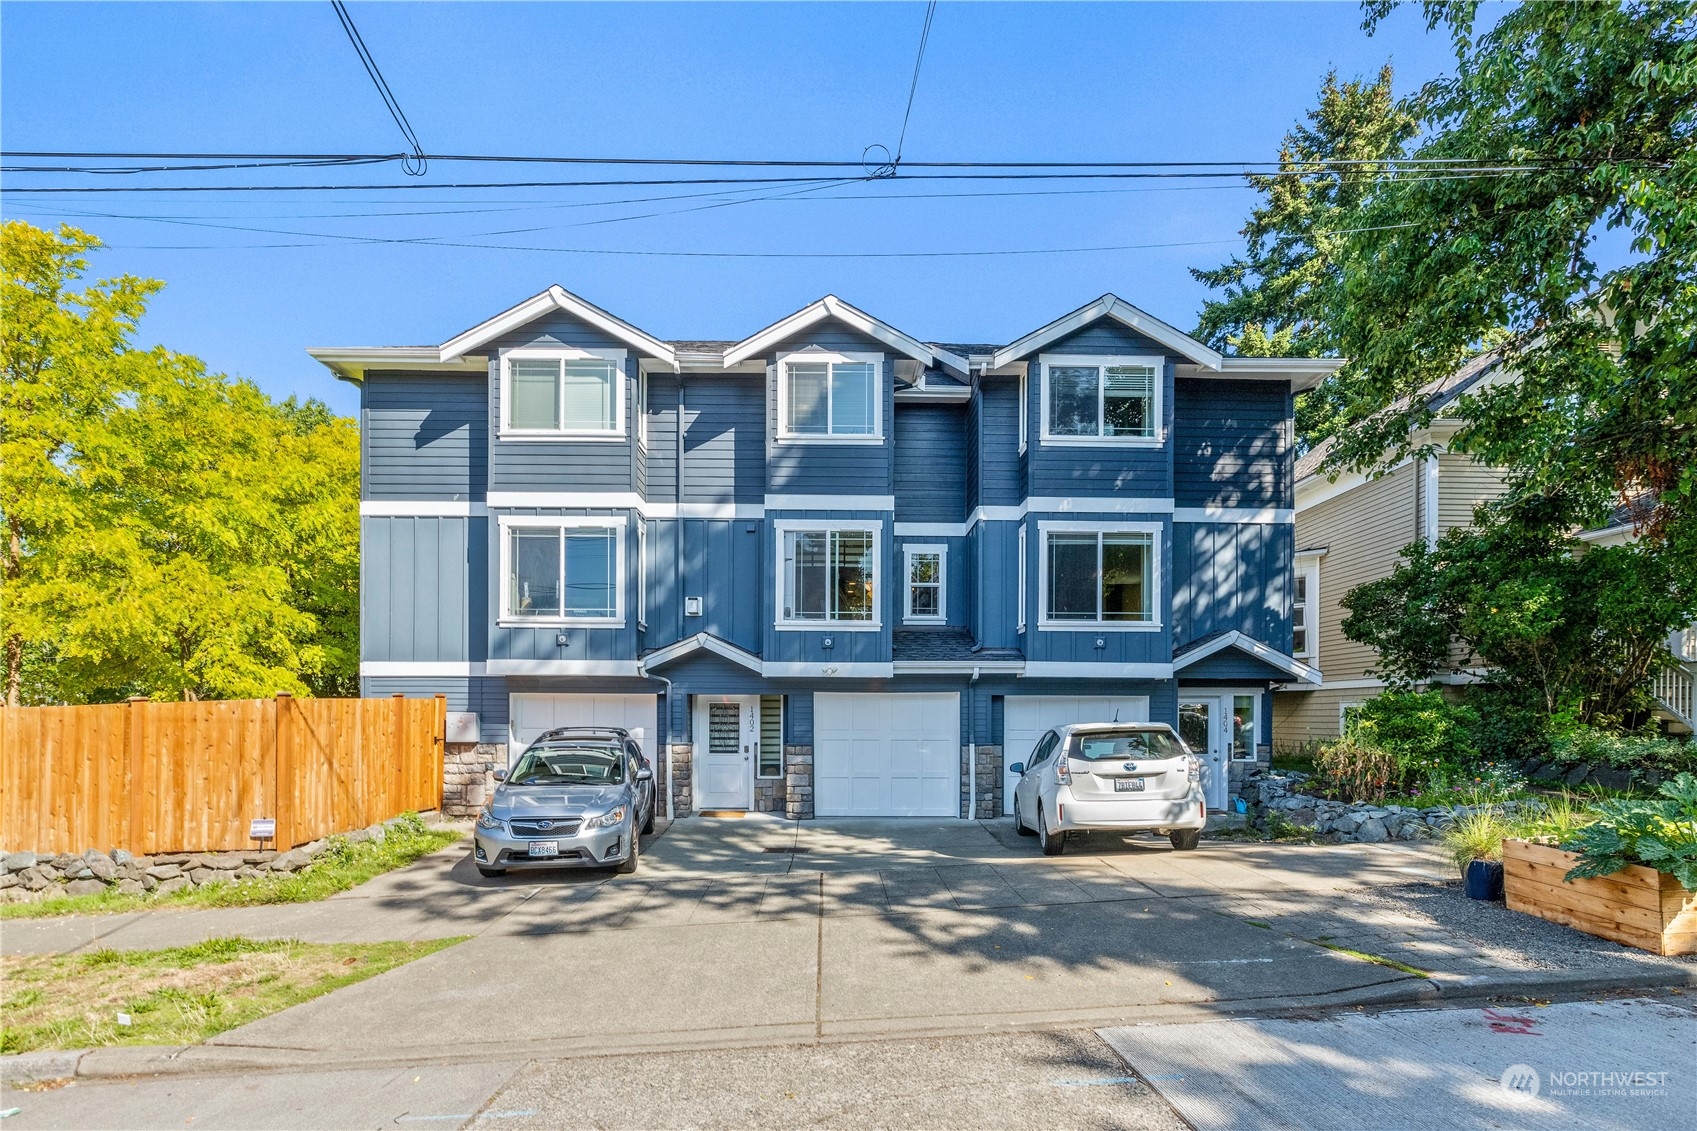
xmin=904 ymin=544 xmax=946 ymax=623
xmin=503 ymin=520 xmax=622 ymax=623
xmin=1041 ymin=355 xmax=1160 ymax=442
xmin=1016 ymin=524 xmax=1027 ymax=632
xmin=778 ymin=523 xmax=879 ymax=627
xmin=1039 ymin=523 xmax=1159 ymax=627
xmin=779 ymin=352 xmax=881 ymax=439
xmin=1232 ymin=694 xmax=1258 ymax=760
xmin=502 ymin=349 xmax=624 ymax=436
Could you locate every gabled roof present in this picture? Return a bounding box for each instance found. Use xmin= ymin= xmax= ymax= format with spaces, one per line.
xmin=439 ymin=284 xmax=678 ymax=369
xmin=722 ymin=295 xmax=968 ymax=374
xmin=991 ymin=294 xmax=1226 ymax=372
xmin=638 ymin=632 xmax=762 ymax=674
xmin=1172 ymin=630 xmax=1319 ymax=685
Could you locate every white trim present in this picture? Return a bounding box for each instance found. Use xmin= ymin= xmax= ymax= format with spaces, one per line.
xmin=721 ymin=294 xmax=964 ymax=371
xmin=305 ymin=349 xmax=487 ymax=383
xmin=640 ymin=632 xmax=764 ymax=674
xmin=1025 ymin=496 xmax=1174 ymax=516
xmin=487 ymin=491 xmax=644 ymax=510
xmin=766 ymin=494 xmax=894 ymax=512
xmin=1577 ymin=525 xmax=1636 ymax=547
xmin=1016 ymin=523 xmax=1027 ymax=633
xmin=894 ymin=385 xmax=972 ymax=403
xmin=1017 ymin=367 xmax=1028 ymax=453
xmin=360 ymin=661 xmax=486 ymax=677
xmin=1422 ymin=451 xmax=1442 ymax=546
xmin=893 ymin=522 xmax=961 ymax=537
xmin=496 ymin=514 xmax=627 ymax=627
xmin=892 ymin=660 xmax=1026 ymax=674
xmin=1174 ymin=685 xmax=1267 ymax=762
xmin=776 ymin=350 xmax=885 ymax=442
xmin=1039 ymin=354 xmax=1165 ymax=447
xmin=1019 ymin=662 xmax=1174 ymax=679
xmin=1296 ymin=455 xmax=1414 ymax=510
xmin=762 ymin=661 xmax=895 ymax=678
xmin=485 ymin=659 xmax=644 ymax=677
xmin=992 ymin=294 xmax=1225 ymax=372
xmin=1173 ymin=507 xmax=1294 ymax=524
xmin=439 ymin=284 xmax=678 ymax=369
xmin=1171 ymin=629 xmax=1319 ymax=685
xmin=1293 ymin=559 xmax=1319 ymax=668
xmin=360 ymin=500 xmax=488 ymax=518
xmin=646 ymin=502 xmax=767 ymax=520
xmin=902 ymin=543 xmax=947 ymax=624
xmin=774 ymin=519 xmax=883 ymax=631
xmin=498 ymin=346 xmax=627 ymax=440
xmin=636 ymin=520 xmax=648 ymax=630
xmin=1035 ymin=520 xmax=1163 ymax=631
xmin=1319 ymin=677 xmax=1387 ymax=691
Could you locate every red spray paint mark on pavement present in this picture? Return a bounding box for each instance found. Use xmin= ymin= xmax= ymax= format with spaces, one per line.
xmin=1482 ymin=1008 xmax=1542 ymax=1035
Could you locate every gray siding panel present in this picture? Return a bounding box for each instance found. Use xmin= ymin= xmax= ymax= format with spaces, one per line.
xmin=361 ymin=516 xmax=476 ymax=662
xmin=363 ymin=372 xmax=487 ymax=500
xmin=1174 ymin=378 xmax=1292 ymax=508
xmin=488 ymin=356 xmax=637 ymax=492
xmin=893 ymin=404 xmax=966 ymax=523
xmin=1171 ymin=520 xmax=1293 ymax=652
xmin=764 ymin=323 xmax=893 ymax=495
xmin=646 ymin=376 xmax=679 ymax=504
xmin=683 ymin=376 xmax=765 ymax=503
xmin=977 ymin=376 xmax=1023 ymax=506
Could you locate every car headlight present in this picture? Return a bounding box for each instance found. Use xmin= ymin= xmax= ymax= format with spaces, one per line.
xmin=582 ymin=806 xmax=627 ymax=830
xmin=475 ymin=809 xmax=504 ymax=831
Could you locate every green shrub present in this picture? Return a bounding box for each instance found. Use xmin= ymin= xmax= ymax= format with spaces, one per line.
xmin=1344 ymin=690 xmax=1479 ymax=765
xmin=1312 ymin=738 xmax=1407 ymax=803
xmin=1561 ymin=773 xmax=1697 ymax=889
xmin=1442 ymin=809 xmax=1515 ymax=875
xmin=1463 ymin=685 xmax=1567 ymax=762
xmin=1549 ymin=728 xmax=1696 ymax=776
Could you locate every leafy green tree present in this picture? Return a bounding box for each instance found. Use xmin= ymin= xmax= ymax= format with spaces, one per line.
xmin=1191 ymin=66 xmax=1416 ymax=448
xmin=1 ymin=221 xmax=358 ymax=703
xmin=1334 ymin=1 xmax=1697 ymax=553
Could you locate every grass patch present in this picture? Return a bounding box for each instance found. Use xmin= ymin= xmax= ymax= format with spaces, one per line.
xmin=0 ymin=814 xmax=463 ymax=920
xmin=1209 ymin=812 xmax=1318 ymax=844
xmin=0 ymin=935 xmax=463 ymax=1054
xmin=1308 ymin=940 xmax=1432 ymax=978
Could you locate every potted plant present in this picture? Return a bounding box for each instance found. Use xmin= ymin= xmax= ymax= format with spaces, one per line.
xmin=1442 ymin=809 xmax=1512 ymax=900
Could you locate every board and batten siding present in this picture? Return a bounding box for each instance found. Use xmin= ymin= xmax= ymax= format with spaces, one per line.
xmin=361 ymin=516 xmax=484 ymax=663
xmin=763 ymin=323 xmax=893 ymax=496
xmin=1173 ymin=378 xmax=1291 ymax=508
xmin=362 ymin=372 xmax=488 ymax=501
xmin=1172 ymin=520 xmax=1293 ymax=651
xmin=893 ymin=403 xmax=967 ymax=523
xmin=642 ymin=516 xmax=765 ymax=655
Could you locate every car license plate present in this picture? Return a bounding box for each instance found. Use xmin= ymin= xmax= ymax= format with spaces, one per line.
xmin=526 ymin=841 xmax=560 ymax=858
xmin=1114 ymin=778 xmax=1146 ymax=792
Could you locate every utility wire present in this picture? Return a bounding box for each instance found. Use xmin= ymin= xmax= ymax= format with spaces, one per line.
xmin=330 ymin=1 xmax=427 ymax=175
xmin=872 ymin=0 xmax=938 ymax=177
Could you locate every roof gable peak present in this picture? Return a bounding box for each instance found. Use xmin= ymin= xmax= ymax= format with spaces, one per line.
xmin=437 ymin=284 xmax=678 ymax=370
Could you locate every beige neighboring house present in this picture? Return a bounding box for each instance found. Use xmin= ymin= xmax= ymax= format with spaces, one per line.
xmin=1273 ymin=352 xmax=1696 ymax=744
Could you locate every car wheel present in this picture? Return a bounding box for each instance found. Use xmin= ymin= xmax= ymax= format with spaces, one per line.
xmin=1037 ymin=804 xmax=1065 ymax=856
xmin=1169 ymin=828 xmax=1202 ymax=852
xmin=1013 ymin=796 xmax=1036 ymax=836
xmin=477 ymin=865 xmax=506 ymax=878
xmin=642 ymin=802 xmax=655 ymax=835
xmin=616 ymin=831 xmax=640 ymax=874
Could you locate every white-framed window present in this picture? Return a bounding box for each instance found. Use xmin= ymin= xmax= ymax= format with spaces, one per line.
xmin=1039 ymin=354 xmax=1162 ymax=444
xmin=903 ymin=544 xmax=946 ymax=623
xmin=1293 ymin=557 xmax=1321 ymax=663
xmin=1231 ymin=693 xmax=1259 ymax=760
xmin=636 ymin=520 xmax=648 ymax=629
xmin=1037 ymin=520 xmax=1161 ymax=629
xmin=1339 ymin=700 xmax=1365 ymax=733
xmin=1017 ymin=368 xmax=1028 ymax=453
xmin=499 ymin=516 xmax=625 ymax=626
xmin=777 ymin=350 xmax=882 ymax=442
xmin=500 ymin=347 xmax=626 ymax=439
xmin=1016 ymin=524 xmax=1027 ymax=633
xmin=775 ymin=520 xmax=881 ymax=630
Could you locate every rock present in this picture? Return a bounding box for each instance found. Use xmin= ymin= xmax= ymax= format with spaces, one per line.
xmin=184 ymin=853 xmax=218 ymax=871
xmin=235 ymin=866 xmax=262 ymax=879
xmin=210 ymin=853 xmax=246 ymax=870
xmin=269 ymin=848 xmax=312 ymax=871
xmin=63 ymin=878 xmax=106 ymax=896
xmin=187 ymin=868 xmax=214 ymax=885
xmin=196 ymin=870 xmax=231 ymax=887
xmin=86 ymin=854 xmax=118 ymax=881
xmin=243 ymin=852 xmax=276 ymax=865
xmin=1355 ymin=817 xmax=1388 ymax=843
xmin=0 ymin=873 xmax=17 ymax=889
xmin=344 ymin=829 xmax=372 ymax=845
xmin=119 ymin=861 xmax=147 ymax=881
xmin=145 ymin=863 xmax=182 ymax=880
xmin=153 ymin=854 xmax=190 ymax=866
xmin=1564 ymin=764 xmax=1591 ymax=786
xmin=153 ymin=875 xmax=190 ymax=895
xmin=140 ymin=874 xmax=158 ymax=891
xmin=112 ymin=849 xmax=135 ymax=866
xmin=1594 ymin=769 xmax=1633 ymax=792
xmin=3 ymin=851 xmax=36 ymax=872
xmin=1332 ymin=813 xmax=1360 ymax=834
xmin=302 ymin=840 xmax=327 ymax=857
xmin=115 ymin=878 xmax=145 ymax=895
xmin=1531 ymin=763 xmax=1562 ymax=782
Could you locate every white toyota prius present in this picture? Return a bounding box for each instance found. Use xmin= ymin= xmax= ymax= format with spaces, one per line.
xmin=1009 ymin=722 xmax=1208 ymax=855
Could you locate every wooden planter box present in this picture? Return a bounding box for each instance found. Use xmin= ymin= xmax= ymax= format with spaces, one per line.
xmin=1502 ymin=839 xmax=1697 ymax=956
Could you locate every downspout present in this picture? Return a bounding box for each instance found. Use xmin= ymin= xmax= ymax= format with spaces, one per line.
xmin=967 ymin=666 xmax=980 ymax=821
xmin=657 ymin=377 xmax=687 ymax=822
xmin=642 ymin=663 xmax=677 ymax=821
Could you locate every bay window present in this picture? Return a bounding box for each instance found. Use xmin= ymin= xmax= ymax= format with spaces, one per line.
xmin=778 ymin=523 xmax=879 ymax=627
xmin=1039 ymin=523 xmax=1160 ymax=628
xmin=1040 ymin=355 xmax=1161 ymax=443
xmin=503 ymin=520 xmax=622 ymax=623
xmin=779 ymin=352 xmax=881 ymax=439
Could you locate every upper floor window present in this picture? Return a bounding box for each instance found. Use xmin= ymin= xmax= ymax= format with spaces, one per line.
xmin=777 ymin=522 xmax=879 ymax=629
xmin=1038 ymin=522 xmax=1161 ymax=629
xmin=501 ymin=518 xmax=623 ymax=625
xmin=903 ymin=544 xmax=946 ymax=623
xmin=1040 ymin=354 xmax=1161 ymax=444
xmin=501 ymin=348 xmax=625 ymax=438
xmin=778 ymin=351 xmax=881 ymax=441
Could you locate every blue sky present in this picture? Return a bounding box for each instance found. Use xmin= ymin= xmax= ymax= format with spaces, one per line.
xmin=2 ymin=2 xmax=1476 ymax=415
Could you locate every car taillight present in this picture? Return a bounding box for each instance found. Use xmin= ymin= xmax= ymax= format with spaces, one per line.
xmin=1187 ymin=756 xmax=1200 ymax=782
xmin=1055 ymin=758 xmax=1071 ymax=785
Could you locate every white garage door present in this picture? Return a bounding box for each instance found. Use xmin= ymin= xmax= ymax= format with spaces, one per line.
xmin=815 ymin=693 xmax=960 ymax=818
xmin=507 ymin=694 xmax=657 ymax=763
xmin=1002 ymin=696 xmax=1150 ymax=814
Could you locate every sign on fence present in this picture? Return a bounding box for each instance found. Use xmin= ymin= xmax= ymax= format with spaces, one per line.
xmin=0 ymin=695 xmax=446 ymax=854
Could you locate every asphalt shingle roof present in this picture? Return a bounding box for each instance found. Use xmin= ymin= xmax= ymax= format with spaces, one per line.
xmin=892 ymin=629 xmax=1022 ymax=663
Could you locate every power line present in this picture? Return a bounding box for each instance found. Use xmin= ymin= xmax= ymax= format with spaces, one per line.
xmin=330 ymin=1 xmax=427 ymax=176
xmin=876 ymin=0 xmax=938 ymax=176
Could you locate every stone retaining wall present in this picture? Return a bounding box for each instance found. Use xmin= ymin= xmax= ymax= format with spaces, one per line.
xmin=443 ymin=742 xmax=504 ymax=817
xmin=1241 ymin=770 xmax=1536 ymax=844
xmin=961 ymin=745 xmax=1002 ymax=819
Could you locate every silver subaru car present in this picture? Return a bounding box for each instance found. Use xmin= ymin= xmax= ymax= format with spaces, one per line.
xmin=473 ymin=728 xmax=656 ymax=877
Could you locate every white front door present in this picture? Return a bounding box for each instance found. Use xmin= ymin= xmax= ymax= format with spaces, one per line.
xmin=1178 ymin=697 xmax=1231 ymax=811
xmin=694 ymin=696 xmax=757 ymax=810
xmin=1002 ymin=696 xmax=1150 ymax=814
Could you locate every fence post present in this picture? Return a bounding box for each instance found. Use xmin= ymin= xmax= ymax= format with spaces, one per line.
xmin=433 ymin=693 xmax=448 ymax=814
xmin=275 ymin=694 xmax=295 ymax=849
xmin=127 ymin=696 xmax=147 ymax=854
xmin=393 ymin=694 xmax=406 ymax=825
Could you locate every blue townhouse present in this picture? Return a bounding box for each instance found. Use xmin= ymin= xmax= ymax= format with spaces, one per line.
xmin=311 ymin=288 xmax=1328 ymax=821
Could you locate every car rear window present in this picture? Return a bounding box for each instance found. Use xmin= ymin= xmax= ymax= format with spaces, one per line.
xmin=1072 ymin=730 xmax=1187 ymax=760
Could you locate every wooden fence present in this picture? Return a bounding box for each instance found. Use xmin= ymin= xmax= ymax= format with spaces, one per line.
xmin=0 ymin=695 xmax=445 ymax=854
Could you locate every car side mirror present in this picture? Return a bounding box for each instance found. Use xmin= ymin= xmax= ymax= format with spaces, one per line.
xmin=492 ymin=768 xmax=508 ymax=782
xmin=635 ymin=766 xmax=654 ymax=782
xmin=1009 ymin=762 xmax=1025 ymax=776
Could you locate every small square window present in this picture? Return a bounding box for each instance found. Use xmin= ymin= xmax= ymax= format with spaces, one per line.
xmin=904 ymin=545 xmax=946 ymax=623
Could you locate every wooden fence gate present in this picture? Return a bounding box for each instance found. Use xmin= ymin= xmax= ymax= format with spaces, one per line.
xmin=0 ymin=695 xmax=446 ymax=854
